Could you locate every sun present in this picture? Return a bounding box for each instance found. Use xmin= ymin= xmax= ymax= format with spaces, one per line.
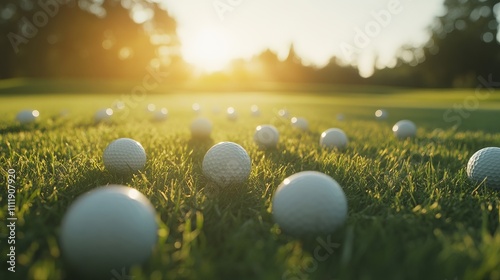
xmin=181 ymin=28 xmax=232 ymax=72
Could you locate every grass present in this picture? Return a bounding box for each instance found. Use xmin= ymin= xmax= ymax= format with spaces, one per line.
xmin=0 ymin=81 xmax=499 ymax=280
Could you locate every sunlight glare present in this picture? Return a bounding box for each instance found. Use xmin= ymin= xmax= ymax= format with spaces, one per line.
xmin=182 ymin=28 xmax=232 ymax=72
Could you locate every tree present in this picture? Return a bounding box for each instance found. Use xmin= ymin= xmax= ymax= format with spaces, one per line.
xmin=0 ymin=0 xmax=183 ymax=79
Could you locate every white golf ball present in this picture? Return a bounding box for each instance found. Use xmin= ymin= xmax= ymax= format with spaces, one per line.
xmin=227 ymin=107 xmax=238 ymax=121
xmin=146 ymin=103 xmax=156 ymax=112
xmin=320 ymin=128 xmax=348 ymax=150
xmin=375 ymin=109 xmax=388 ymax=120
xmin=291 ymin=117 xmax=308 ymax=131
xmin=190 ymin=117 xmax=212 ymax=138
xmin=60 ymin=185 xmax=157 ymax=277
xmin=192 ymin=103 xmax=201 ymax=114
xmin=254 ymin=125 xmax=279 ymax=149
xmin=278 ymin=109 xmax=289 ymax=118
xmin=272 ymin=171 xmax=348 ymax=236
xmin=103 ymin=138 xmax=146 ymax=175
xmin=152 ymin=108 xmax=168 ymax=122
xmin=16 ymin=109 xmax=39 ymax=124
xmin=202 ymin=142 xmax=251 ymax=187
xmin=251 ymin=105 xmax=260 ymax=117
xmin=94 ymin=108 xmax=113 ymax=123
xmin=467 ymin=147 xmax=500 ymax=189
xmin=392 ymin=120 xmax=417 ymax=139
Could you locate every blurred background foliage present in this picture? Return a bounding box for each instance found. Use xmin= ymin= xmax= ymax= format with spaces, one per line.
xmin=0 ymin=0 xmax=499 ymax=88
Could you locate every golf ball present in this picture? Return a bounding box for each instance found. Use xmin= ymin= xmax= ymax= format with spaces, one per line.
xmin=251 ymin=105 xmax=260 ymax=117
xmin=190 ymin=117 xmax=212 ymax=138
xmin=94 ymin=108 xmax=113 ymax=123
xmin=375 ymin=109 xmax=388 ymax=120
xmin=272 ymin=171 xmax=348 ymax=236
xmin=254 ymin=125 xmax=279 ymax=149
xmin=278 ymin=109 xmax=289 ymax=118
xmin=336 ymin=113 xmax=345 ymax=121
xmin=227 ymin=107 xmax=238 ymax=121
xmin=320 ymin=128 xmax=348 ymax=150
xmin=60 ymin=185 xmax=157 ymax=277
xmin=467 ymin=147 xmax=500 ymax=189
xmin=146 ymin=103 xmax=156 ymax=112
xmin=103 ymin=138 xmax=147 ymax=175
xmin=152 ymin=108 xmax=168 ymax=122
xmin=291 ymin=117 xmax=308 ymax=131
xmin=16 ymin=109 xmax=39 ymax=124
xmin=202 ymin=142 xmax=251 ymax=187
xmin=392 ymin=120 xmax=417 ymax=139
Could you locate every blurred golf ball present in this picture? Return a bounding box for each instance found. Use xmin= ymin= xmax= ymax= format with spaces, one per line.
xmin=60 ymin=185 xmax=157 ymax=278
xmin=16 ymin=109 xmax=39 ymax=124
xmin=146 ymin=103 xmax=156 ymax=112
xmin=94 ymin=108 xmax=113 ymax=123
xmin=320 ymin=128 xmax=348 ymax=150
xmin=202 ymin=142 xmax=251 ymax=187
xmin=272 ymin=171 xmax=348 ymax=236
xmin=192 ymin=103 xmax=201 ymax=114
xmin=254 ymin=125 xmax=279 ymax=149
xmin=227 ymin=107 xmax=238 ymax=121
xmin=291 ymin=117 xmax=308 ymax=131
xmin=375 ymin=109 xmax=388 ymax=120
xmin=467 ymin=147 xmax=500 ymax=189
xmin=251 ymin=105 xmax=260 ymax=117
xmin=392 ymin=120 xmax=416 ymax=139
xmin=278 ymin=109 xmax=289 ymax=118
xmin=336 ymin=113 xmax=345 ymax=121
xmin=190 ymin=117 xmax=212 ymax=138
xmin=103 ymin=138 xmax=146 ymax=175
xmin=152 ymin=108 xmax=168 ymax=122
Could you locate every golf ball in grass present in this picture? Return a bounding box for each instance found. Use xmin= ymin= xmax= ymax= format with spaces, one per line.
xmin=254 ymin=125 xmax=279 ymax=149
xmin=392 ymin=120 xmax=417 ymax=139
xmin=191 ymin=117 xmax=212 ymax=138
xmin=202 ymin=142 xmax=251 ymax=187
xmin=94 ymin=108 xmax=113 ymax=123
xmin=336 ymin=113 xmax=345 ymax=121
xmin=320 ymin=128 xmax=348 ymax=150
xmin=103 ymin=138 xmax=146 ymax=175
xmin=227 ymin=107 xmax=238 ymax=121
xmin=60 ymin=185 xmax=157 ymax=278
xmin=152 ymin=108 xmax=168 ymax=122
xmin=272 ymin=171 xmax=348 ymax=236
xmin=251 ymin=105 xmax=260 ymax=117
xmin=375 ymin=109 xmax=388 ymax=120
xmin=291 ymin=117 xmax=308 ymax=131
xmin=146 ymin=103 xmax=156 ymax=112
xmin=16 ymin=109 xmax=39 ymax=124
xmin=467 ymin=147 xmax=500 ymax=189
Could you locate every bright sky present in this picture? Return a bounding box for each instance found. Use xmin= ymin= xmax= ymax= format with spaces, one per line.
xmin=161 ymin=0 xmax=445 ymax=77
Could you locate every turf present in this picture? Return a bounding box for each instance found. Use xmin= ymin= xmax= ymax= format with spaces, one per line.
xmin=0 ymin=83 xmax=499 ymax=280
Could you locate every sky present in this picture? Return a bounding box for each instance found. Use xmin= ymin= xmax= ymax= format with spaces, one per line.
xmin=161 ymin=0 xmax=445 ymax=77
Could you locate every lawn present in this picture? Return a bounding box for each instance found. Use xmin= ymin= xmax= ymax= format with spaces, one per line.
xmin=0 ymin=80 xmax=499 ymax=280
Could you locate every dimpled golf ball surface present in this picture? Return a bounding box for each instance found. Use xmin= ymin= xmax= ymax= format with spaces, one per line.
xmin=467 ymin=147 xmax=500 ymax=189
xmin=202 ymin=142 xmax=251 ymax=187
xmin=272 ymin=171 xmax=348 ymax=236
xmin=392 ymin=120 xmax=417 ymax=139
xmin=103 ymin=138 xmax=146 ymax=175
xmin=60 ymin=185 xmax=157 ymax=277
xmin=320 ymin=128 xmax=348 ymax=150
xmin=254 ymin=125 xmax=279 ymax=149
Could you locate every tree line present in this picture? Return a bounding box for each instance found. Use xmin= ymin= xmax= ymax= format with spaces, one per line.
xmin=1 ymin=0 xmax=499 ymax=88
